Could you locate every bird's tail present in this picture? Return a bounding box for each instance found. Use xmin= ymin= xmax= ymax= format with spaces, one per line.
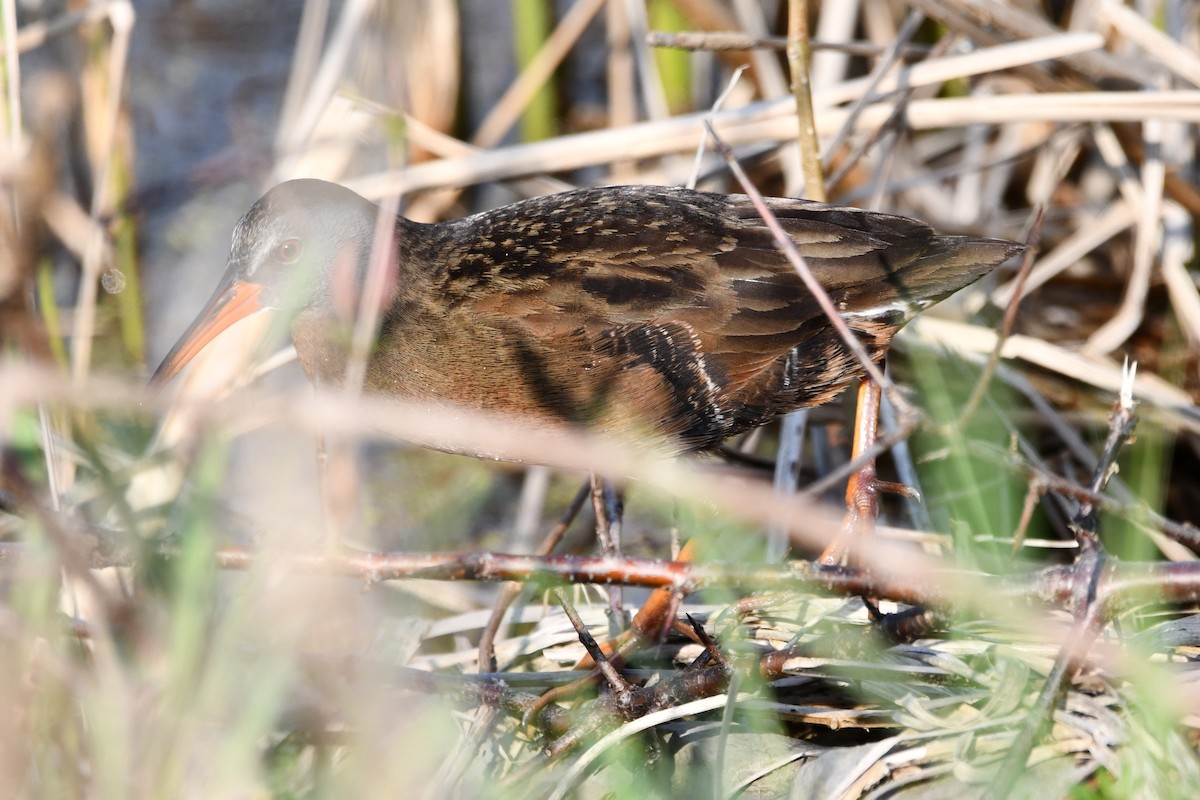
xmin=889 ymin=236 xmax=1024 ymax=317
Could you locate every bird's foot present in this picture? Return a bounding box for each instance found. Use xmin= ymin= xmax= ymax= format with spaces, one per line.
xmin=819 ymin=463 xmax=920 ymax=566
xmin=820 ymin=461 xmax=878 ymax=566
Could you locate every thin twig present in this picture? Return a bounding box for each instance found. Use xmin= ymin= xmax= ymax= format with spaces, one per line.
xmin=987 ymin=366 xmax=1138 ymax=796
xmin=556 ymin=588 xmax=633 ymax=703
xmin=702 ymin=121 xmax=907 ymax=416
xmin=821 ymin=9 xmax=924 ymax=176
xmin=590 ymin=475 xmax=626 ymax=636
xmin=645 ymin=30 xmax=932 ymax=58
xmin=1070 ymin=361 xmax=1140 ymax=550
xmin=958 ymin=206 xmax=1043 ymax=423
xmin=478 ymin=479 xmax=590 ymax=673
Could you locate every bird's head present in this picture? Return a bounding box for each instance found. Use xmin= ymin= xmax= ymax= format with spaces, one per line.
xmin=151 ymin=179 xmax=390 ymax=384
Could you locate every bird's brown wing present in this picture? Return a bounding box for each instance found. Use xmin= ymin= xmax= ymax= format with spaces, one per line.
xmin=431 ymin=187 xmax=1011 ymax=447
xmin=438 ymin=186 xmax=941 ymax=327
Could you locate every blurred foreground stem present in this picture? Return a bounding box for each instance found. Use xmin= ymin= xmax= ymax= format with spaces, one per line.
xmin=786 ymin=0 xmax=826 ymax=201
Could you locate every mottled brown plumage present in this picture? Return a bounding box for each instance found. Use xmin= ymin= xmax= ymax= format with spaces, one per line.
xmin=154 ymin=180 xmax=1021 ymax=451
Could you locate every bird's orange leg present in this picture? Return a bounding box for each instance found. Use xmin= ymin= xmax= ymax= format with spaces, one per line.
xmin=820 ymin=378 xmax=881 ymax=566
xmin=820 ymin=377 xmax=919 ymax=564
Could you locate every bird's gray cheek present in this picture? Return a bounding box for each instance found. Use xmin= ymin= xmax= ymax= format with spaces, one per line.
xmin=327 ymin=242 xmax=399 ymax=323
xmin=328 ymin=244 xmax=365 ymax=323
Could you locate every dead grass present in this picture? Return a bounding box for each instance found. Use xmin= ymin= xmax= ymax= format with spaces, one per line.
xmin=1 ymin=0 xmax=1199 ymax=797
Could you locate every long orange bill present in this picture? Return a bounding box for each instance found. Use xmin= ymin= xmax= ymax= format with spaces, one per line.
xmin=151 ymin=272 xmax=267 ymax=385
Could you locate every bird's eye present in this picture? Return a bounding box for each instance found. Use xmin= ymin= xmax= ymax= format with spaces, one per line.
xmin=275 ymin=239 xmax=302 ymax=263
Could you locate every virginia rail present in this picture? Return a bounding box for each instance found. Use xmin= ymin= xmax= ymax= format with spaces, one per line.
xmin=153 ymin=179 xmax=1020 ymax=452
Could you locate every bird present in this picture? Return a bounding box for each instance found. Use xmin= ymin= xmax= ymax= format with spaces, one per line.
xmin=152 ymin=179 xmax=1021 ymax=453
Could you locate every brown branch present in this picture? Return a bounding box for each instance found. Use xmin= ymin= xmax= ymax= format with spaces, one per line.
xmin=8 ymin=539 xmax=1200 ymax=613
